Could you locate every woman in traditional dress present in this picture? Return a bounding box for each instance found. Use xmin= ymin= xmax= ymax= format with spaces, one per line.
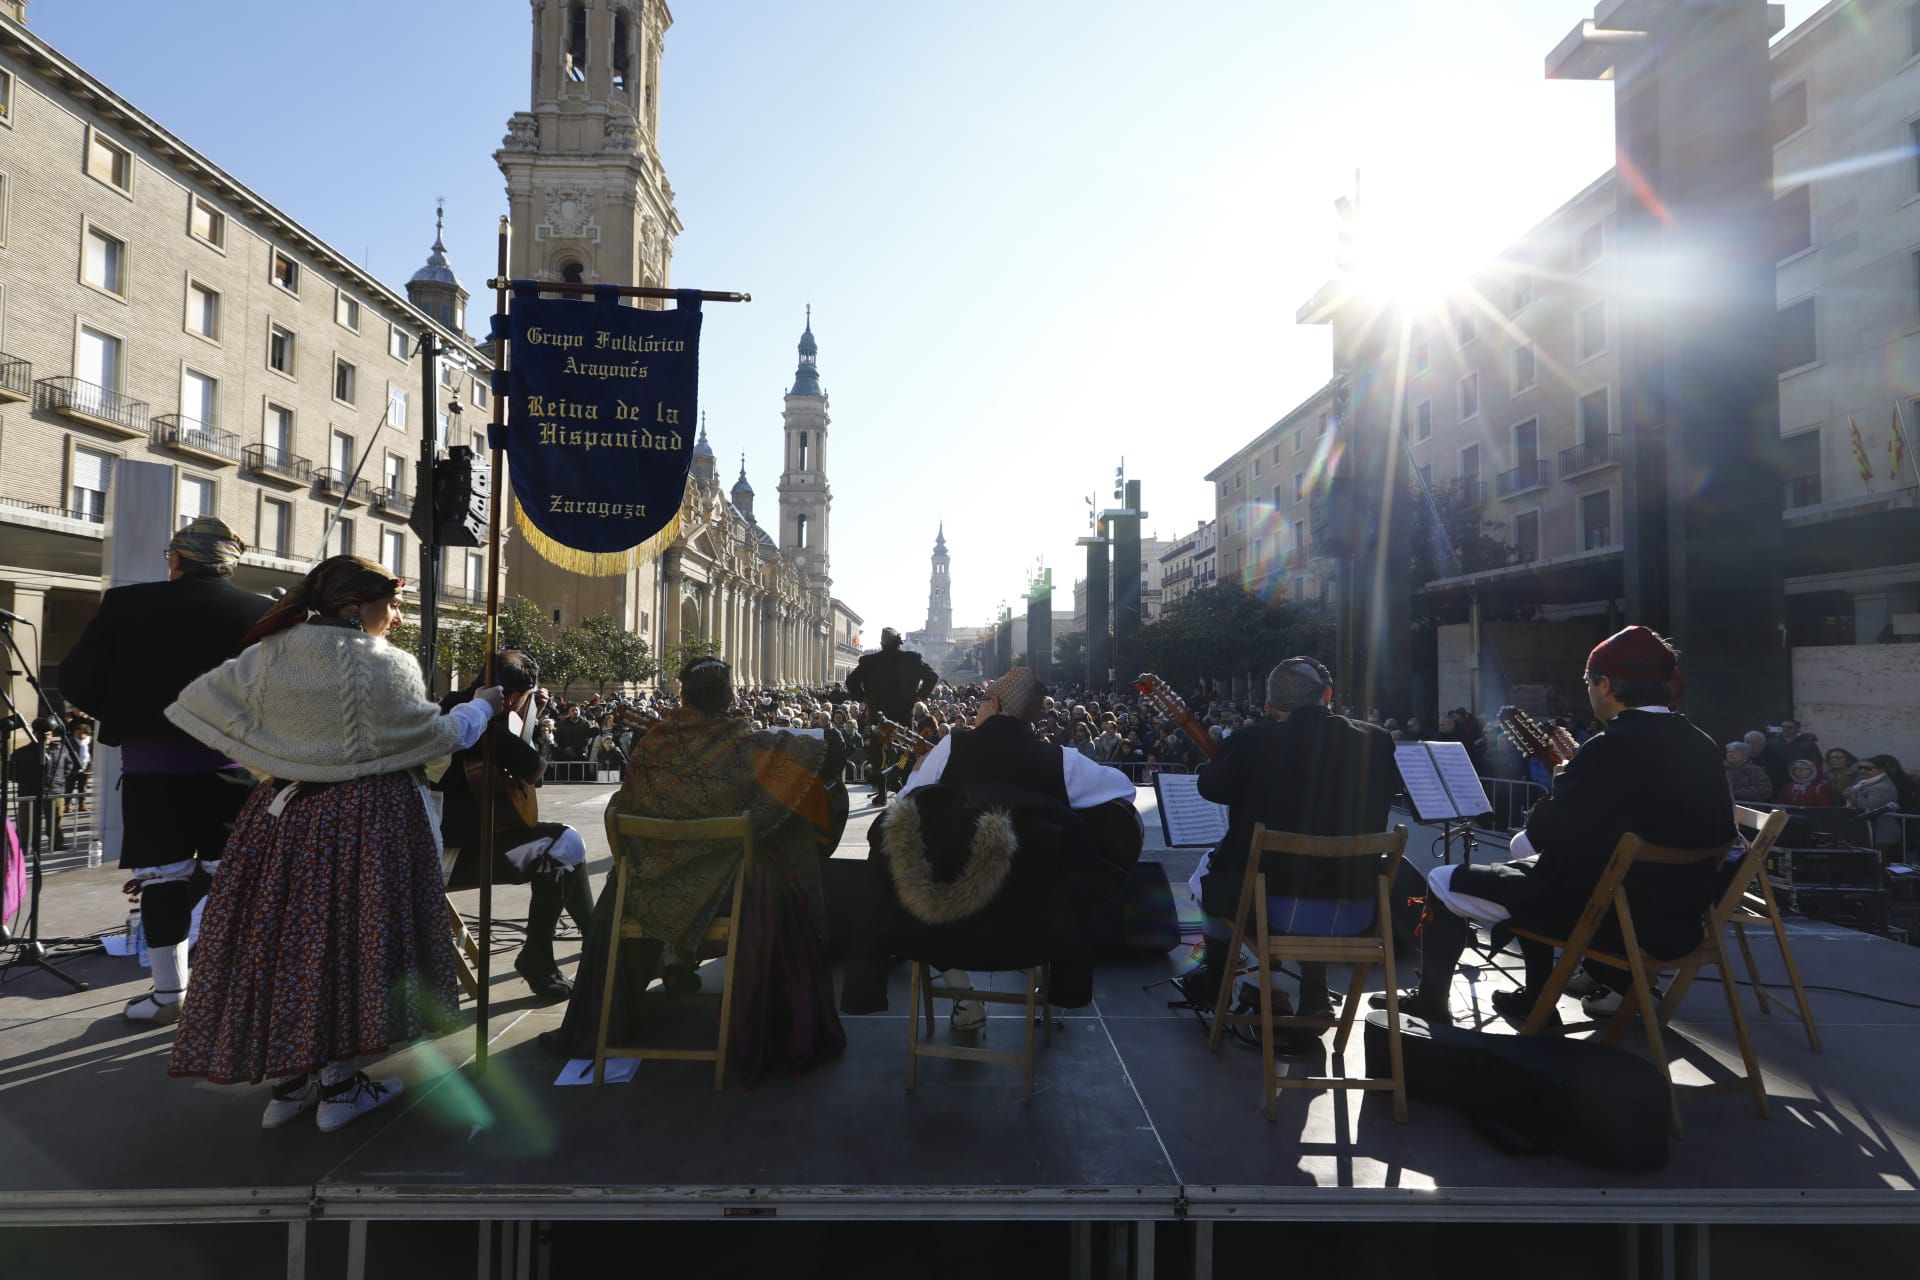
xmin=164 ymin=556 xmax=502 ymax=1132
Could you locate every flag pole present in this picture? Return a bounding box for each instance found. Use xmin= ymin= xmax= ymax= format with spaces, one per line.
xmin=1896 ymin=398 xmax=1920 ymax=489
xmin=475 ymin=216 xmax=510 ymax=1075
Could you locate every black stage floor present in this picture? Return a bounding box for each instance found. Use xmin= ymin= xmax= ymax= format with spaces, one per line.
xmin=3 ymin=784 xmax=1917 ymax=1231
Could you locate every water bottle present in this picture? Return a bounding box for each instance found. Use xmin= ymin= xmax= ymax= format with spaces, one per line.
xmin=131 ymin=909 xmax=149 ymax=969
xmin=87 ymin=840 xmax=102 ymax=870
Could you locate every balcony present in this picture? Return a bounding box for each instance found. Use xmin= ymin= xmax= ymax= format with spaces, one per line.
xmin=316 ymin=469 xmax=372 ymax=506
xmin=1582 ymin=525 xmax=1615 ymax=552
xmin=242 ymin=444 xmax=314 ymax=489
xmin=1559 ymin=433 xmax=1622 ymax=479
xmin=36 ymin=376 xmax=148 ymax=438
xmin=151 ymin=415 xmax=242 ymax=466
xmin=438 ymin=582 xmax=484 ymax=606
xmin=373 ymin=486 xmax=413 ymax=520
xmin=0 ymin=494 xmax=104 ymax=525
xmin=1494 ymin=459 xmax=1551 ymax=499
xmin=0 ymin=353 xmax=31 ymax=404
xmin=1783 ymin=474 xmax=1821 ymax=511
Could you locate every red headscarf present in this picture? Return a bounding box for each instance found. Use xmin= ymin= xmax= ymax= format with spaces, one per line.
xmin=1586 ymin=625 xmax=1685 ymax=708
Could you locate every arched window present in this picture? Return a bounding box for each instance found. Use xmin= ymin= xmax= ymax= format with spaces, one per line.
xmin=799 ymin=431 xmax=810 ymax=470
xmin=612 ymin=12 xmax=633 ymax=93
xmin=796 ymin=513 xmax=810 ymax=549
xmin=561 ymin=260 xmax=585 ymax=285
xmin=565 ymin=5 xmax=588 ymax=82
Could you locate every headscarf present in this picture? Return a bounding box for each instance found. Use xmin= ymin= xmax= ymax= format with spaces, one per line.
xmin=170 ymin=516 xmax=246 ymax=567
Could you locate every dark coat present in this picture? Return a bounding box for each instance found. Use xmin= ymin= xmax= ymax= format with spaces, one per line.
xmin=58 ymin=575 xmax=269 ymax=747
xmin=1195 ymin=706 xmax=1397 ymax=918
xmin=8 ymin=740 xmax=73 ymax=796
xmin=1459 ymin=709 xmax=1735 ymax=960
xmin=845 ymin=646 xmax=938 ymax=725
xmin=437 ymin=690 xmax=557 ymax=887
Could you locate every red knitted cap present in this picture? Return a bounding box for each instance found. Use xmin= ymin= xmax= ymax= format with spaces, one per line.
xmin=1587 ymin=625 xmax=1682 ymax=703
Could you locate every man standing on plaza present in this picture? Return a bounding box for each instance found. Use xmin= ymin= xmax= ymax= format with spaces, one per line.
xmin=59 ymin=517 xmax=268 ymax=1024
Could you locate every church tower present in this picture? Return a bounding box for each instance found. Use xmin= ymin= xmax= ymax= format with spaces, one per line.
xmin=778 ymin=308 xmax=832 ymax=594
xmin=497 ymin=0 xmax=682 ymax=632
xmin=405 ymin=206 xmax=468 ymax=333
xmin=496 ymin=0 xmax=681 ymax=293
xmin=926 ymin=524 xmax=952 ymax=640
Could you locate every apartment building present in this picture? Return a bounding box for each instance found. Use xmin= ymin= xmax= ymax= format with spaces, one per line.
xmin=1205 ymin=382 xmax=1335 ymax=609
xmin=0 ymin=13 xmax=492 ymax=710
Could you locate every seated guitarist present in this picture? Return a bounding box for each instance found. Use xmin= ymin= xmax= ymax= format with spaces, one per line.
xmin=1381 ymin=626 xmax=1734 ymax=1024
xmin=439 ymin=650 xmax=593 ymax=1003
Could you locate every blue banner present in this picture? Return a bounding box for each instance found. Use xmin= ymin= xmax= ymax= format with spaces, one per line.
xmin=505 ymin=287 xmax=702 ymax=568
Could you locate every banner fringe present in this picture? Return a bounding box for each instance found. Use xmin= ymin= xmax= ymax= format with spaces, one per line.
xmin=512 ymin=503 xmax=685 ymax=577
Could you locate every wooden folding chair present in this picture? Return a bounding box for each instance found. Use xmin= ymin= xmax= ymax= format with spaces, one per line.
xmin=1721 ymin=806 xmax=1821 ymax=1052
xmin=594 ymin=812 xmax=754 ymax=1089
xmin=906 ymin=962 xmax=1052 ymax=1101
xmin=1509 ymin=832 xmax=1739 ymax=1136
xmin=1207 ymin=824 xmax=1412 ymax=1122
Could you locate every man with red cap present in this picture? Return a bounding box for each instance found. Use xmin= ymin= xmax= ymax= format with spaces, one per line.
xmin=1378 ymin=625 xmax=1735 ymax=1024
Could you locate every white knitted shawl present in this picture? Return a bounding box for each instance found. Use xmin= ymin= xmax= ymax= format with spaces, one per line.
xmin=166 ymin=623 xmax=462 ymax=782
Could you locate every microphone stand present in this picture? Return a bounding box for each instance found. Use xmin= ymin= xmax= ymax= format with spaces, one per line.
xmin=0 ymin=620 xmax=95 ymax=991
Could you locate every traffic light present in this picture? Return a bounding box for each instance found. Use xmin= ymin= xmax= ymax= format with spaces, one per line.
xmin=411 ymin=445 xmax=489 ymax=547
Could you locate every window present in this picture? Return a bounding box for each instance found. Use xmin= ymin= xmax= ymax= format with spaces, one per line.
xmin=1253 ymin=454 xmax=1263 ymax=477
xmin=261 ymin=497 xmax=292 ymax=557
xmin=1511 ymin=343 xmax=1536 ymax=393
xmin=1782 ymin=429 xmax=1822 ymax=508
xmin=436 ymin=410 xmax=450 ymax=451
xmin=188 ymin=196 xmax=225 ymax=249
xmin=1513 ymin=510 xmax=1540 ymax=563
xmin=1910 ymin=2 xmax=1920 ymax=58
xmin=387 ymin=385 xmax=408 ymax=432
xmin=328 ymin=516 xmax=354 ymax=558
xmin=566 ymin=3 xmax=589 ymax=80
xmin=467 ymin=551 xmax=485 ymax=592
xmin=1411 ymin=341 xmax=1429 ymax=375
xmin=333 ymin=357 xmax=357 ymax=406
xmin=270 ymin=249 xmax=299 ymax=294
xmin=0 ymin=170 xmax=9 ymax=247
xmin=388 ymin=325 xmax=410 ymax=362
xmin=1458 ymin=372 xmax=1479 ymax=420
xmin=1294 ymin=471 xmax=1305 ymax=501
xmin=1577 ymin=300 xmax=1607 ymax=360
xmin=1514 ymin=419 xmax=1540 ymax=471
xmin=1460 ymin=443 xmax=1481 ymax=484
xmin=77 ymin=325 xmax=122 ymax=392
xmin=1509 ymin=273 xmax=1534 ymax=314
xmin=1272 ymin=485 xmax=1283 ymax=506
xmin=1253 ymin=537 xmax=1264 ymax=566
xmin=1774 ymin=185 xmax=1812 ymax=260
xmin=799 ymin=431 xmax=811 ymax=470
xmin=471 ymin=377 xmax=488 ymax=409
xmin=70 ymin=446 xmax=113 ymax=522
xmin=331 ymin=430 xmax=354 ymax=475
xmin=439 ymin=358 xmax=457 ymax=389
xmin=384 ymin=452 xmax=406 ymax=494
xmin=1770 ymin=83 xmax=1808 ymax=146
xmin=187 ymin=280 xmax=220 ymax=341
xmin=1456 ymin=312 xmax=1477 ymax=345
xmin=1581 ymin=490 xmax=1612 ymax=551
xmin=82 ymin=224 xmax=127 ymax=297
xmin=264 ymin=403 xmax=293 ymax=457
xmin=85 ymin=128 xmax=131 ymax=193
xmin=1413 ymin=399 xmax=1433 ymax=441
xmin=0 ymin=68 xmax=12 ymax=126
xmin=1574 ymin=220 xmax=1605 ymax=271
xmin=181 ymin=369 xmax=218 ymax=427
xmin=382 ymin=529 xmax=406 ymax=576
xmin=796 ymin=512 xmax=810 ymax=548
xmin=176 ymin=473 xmax=215 ymax=530
xmin=1295 ymin=426 xmax=1306 ymax=453
xmin=1578 ymin=388 xmax=1610 ymax=443
xmin=1776 ymin=296 xmax=1818 ymax=374
xmin=1293 ymin=520 xmax=1306 ymax=553
xmin=268 ymin=323 xmax=296 ymax=376
xmin=334 ymin=290 xmax=360 ymax=332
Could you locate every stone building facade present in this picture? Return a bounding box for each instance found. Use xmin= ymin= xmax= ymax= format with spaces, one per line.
xmin=1205 ymin=382 xmax=1336 ymax=610
xmin=0 ymin=9 xmax=489 ymax=720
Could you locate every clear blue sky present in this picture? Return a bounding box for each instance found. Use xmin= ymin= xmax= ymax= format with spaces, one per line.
xmin=30 ymin=0 xmax=1820 ymax=638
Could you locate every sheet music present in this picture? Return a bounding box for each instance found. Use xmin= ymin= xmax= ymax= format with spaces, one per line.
xmin=1395 ymin=744 xmax=1459 ymax=821
xmin=1427 ymin=741 xmax=1493 ymax=817
xmin=1153 ymin=772 xmax=1229 ymax=848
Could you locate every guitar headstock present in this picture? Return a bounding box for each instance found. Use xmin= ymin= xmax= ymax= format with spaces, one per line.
xmin=1497 ymin=704 xmax=1572 ymax=768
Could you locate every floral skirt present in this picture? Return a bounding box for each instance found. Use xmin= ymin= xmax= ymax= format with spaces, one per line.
xmin=169 ymin=772 xmax=459 ymax=1085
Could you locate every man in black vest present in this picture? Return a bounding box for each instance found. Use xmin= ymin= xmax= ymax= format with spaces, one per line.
xmin=1184 ymin=657 xmax=1396 ymax=1049
xmin=59 ymin=517 xmax=269 ymax=1024
xmin=846 ymin=628 xmax=938 ymax=805
xmin=880 ymin=666 xmax=1141 ymax=1024
xmin=1383 ymin=626 xmax=1735 ymax=1024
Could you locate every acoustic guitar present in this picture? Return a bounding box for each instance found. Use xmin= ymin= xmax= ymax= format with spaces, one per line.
xmin=1134 ymin=673 xmax=1219 ymax=760
xmin=1496 ymin=705 xmax=1578 ymax=772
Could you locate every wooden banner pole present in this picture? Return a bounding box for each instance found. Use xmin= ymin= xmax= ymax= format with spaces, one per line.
xmin=475 ymin=216 xmax=511 ymax=1075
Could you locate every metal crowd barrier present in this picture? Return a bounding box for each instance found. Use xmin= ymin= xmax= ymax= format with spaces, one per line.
xmin=1116 ymin=761 xmax=1193 ymax=785
xmin=1471 ymin=777 xmax=1548 ymax=834
xmin=4 ymin=769 xmax=102 ymax=880
xmin=540 ymin=759 xmax=623 ymax=784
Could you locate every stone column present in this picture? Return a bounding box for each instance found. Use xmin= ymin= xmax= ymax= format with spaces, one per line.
xmin=3 ymin=583 xmax=47 ymax=729
xmin=660 ymin=558 xmax=683 ymax=657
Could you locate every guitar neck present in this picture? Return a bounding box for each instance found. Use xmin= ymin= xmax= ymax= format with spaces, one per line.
xmin=1146 ymin=680 xmax=1217 ymax=760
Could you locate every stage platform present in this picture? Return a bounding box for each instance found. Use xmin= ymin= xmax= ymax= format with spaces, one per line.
xmin=4 ymin=782 xmax=1919 ymax=1270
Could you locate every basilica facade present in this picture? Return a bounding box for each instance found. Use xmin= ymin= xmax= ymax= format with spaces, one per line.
xmin=494 ymin=0 xmax=857 ymax=686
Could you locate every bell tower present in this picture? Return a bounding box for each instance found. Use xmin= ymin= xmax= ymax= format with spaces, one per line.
xmin=778 ymin=307 xmax=832 ymax=594
xmin=496 ymin=0 xmax=681 ymax=293
xmin=925 ymin=524 xmax=952 ymax=641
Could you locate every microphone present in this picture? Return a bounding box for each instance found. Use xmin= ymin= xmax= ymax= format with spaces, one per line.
xmin=0 ymin=606 xmax=22 ymax=624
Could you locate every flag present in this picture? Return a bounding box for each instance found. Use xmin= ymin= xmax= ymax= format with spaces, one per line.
xmin=1850 ymin=417 xmax=1873 ymax=487
xmin=1894 ymin=403 xmax=1912 ymax=483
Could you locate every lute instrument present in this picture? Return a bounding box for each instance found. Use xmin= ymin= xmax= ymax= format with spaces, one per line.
xmin=1496 ymin=705 xmax=1578 ymax=772
xmin=875 ymin=714 xmax=935 ymax=761
xmin=1134 ymin=673 xmax=1218 ymax=760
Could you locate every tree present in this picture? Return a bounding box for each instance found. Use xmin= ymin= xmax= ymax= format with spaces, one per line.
xmin=660 ymin=636 xmax=721 ymax=689
xmin=1134 ymin=583 xmax=1333 ymax=690
xmin=1410 ymin=479 xmax=1514 ymax=590
xmin=567 ymin=613 xmax=655 ymax=694
xmin=1056 ymin=631 xmax=1087 ymax=673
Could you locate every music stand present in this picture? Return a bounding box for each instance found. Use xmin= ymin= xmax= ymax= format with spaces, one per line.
xmin=0 ymin=617 xmax=95 ymax=991
xmin=1394 ymin=742 xmax=1493 ymax=865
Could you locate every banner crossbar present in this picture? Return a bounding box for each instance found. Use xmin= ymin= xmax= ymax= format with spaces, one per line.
xmin=486 ymin=279 xmax=750 ymax=303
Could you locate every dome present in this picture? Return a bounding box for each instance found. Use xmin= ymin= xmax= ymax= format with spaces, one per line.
xmin=790 ymin=304 xmax=823 ymax=397
xmin=731 ymin=455 xmax=754 ymax=495
xmin=408 ymin=206 xmax=463 ymax=291
xmin=693 ymin=419 xmax=714 ymax=457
